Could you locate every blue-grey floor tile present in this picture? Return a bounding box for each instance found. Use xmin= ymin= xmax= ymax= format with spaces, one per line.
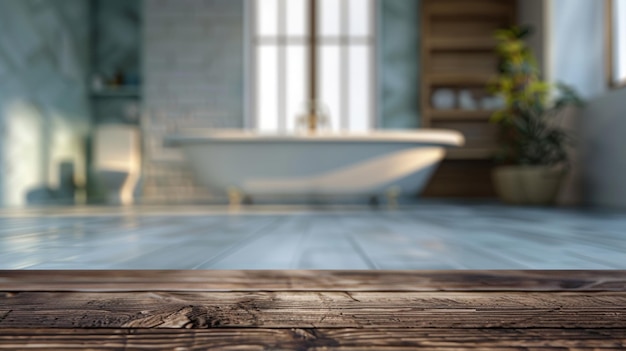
xmin=0 ymin=202 xmax=624 ymax=270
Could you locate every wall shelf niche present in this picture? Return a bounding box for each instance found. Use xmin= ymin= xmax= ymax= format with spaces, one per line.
xmin=91 ymin=87 xmax=142 ymax=99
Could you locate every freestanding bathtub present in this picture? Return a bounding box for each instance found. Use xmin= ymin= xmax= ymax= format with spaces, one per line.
xmin=165 ymin=129 xmax=464 ymax=203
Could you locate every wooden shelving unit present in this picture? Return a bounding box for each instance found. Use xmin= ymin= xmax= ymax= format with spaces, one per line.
xmin=425 ymin=73 xmax=495 ymax=86
xmin=427 ymin=0 xmax=513 ymax=16
xmin=420 ymin=0 xmax=516 ymax=198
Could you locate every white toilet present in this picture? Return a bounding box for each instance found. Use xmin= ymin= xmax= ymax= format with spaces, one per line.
xmin=93 ymin=125 xmax=141 ymax=205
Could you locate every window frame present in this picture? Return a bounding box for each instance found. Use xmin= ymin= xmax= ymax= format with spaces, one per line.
xmin=607 ymin=0 xmax=626 ymax=89
xmin=247 ymin=0 xmax=378 ymax=132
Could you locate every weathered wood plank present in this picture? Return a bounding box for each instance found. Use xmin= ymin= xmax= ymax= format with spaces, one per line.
xmin=1 ymin=270 xmax=625 ymax=292
xmin=2 ymin=291 xmax=626 ymax=329
xmin=0 ymin=328 xmax=624 ymax=350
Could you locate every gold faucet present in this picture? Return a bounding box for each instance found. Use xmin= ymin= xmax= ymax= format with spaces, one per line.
xmin=297 ymin=101 xmax=329 ymax=133
xmin=306 ymin=111 xmax=318 ymax=133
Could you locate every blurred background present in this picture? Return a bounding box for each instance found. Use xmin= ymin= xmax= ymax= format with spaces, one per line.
xmin=0 ymin=0 xmax=623 ymax=210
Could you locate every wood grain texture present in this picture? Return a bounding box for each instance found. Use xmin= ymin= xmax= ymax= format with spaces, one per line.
xmin=1 ymin=291 xmax=626 ymax=329
xmin=0 ymin=328 xmax=624 ymax=350
xmin=1 ymin=270 xmax=625 ymax=292
xmin=1 ymin=271 xmax=626 ymax=349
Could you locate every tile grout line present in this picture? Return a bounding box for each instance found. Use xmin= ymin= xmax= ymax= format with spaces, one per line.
xmin=336 ymin=214 xmax=379 ymax=270
xmin=14 ymin=216 xmax=234 ymax=270
xmin=345 ymin=233 xmax=378 ymax=270
xmin=191 ymin=216 xmax=286 ymax=269
xmin=101 ymin=217 xmax=257 ymax=269
xmin=289 ymin=216 xmax=313 ymax=269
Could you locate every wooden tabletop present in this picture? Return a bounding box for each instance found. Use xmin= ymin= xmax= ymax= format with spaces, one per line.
xmin=1 ymin=270 xmax=625 ymax=350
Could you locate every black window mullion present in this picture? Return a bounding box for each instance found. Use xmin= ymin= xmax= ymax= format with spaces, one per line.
xmin=312 ymin=0 xmax=319 ymax=107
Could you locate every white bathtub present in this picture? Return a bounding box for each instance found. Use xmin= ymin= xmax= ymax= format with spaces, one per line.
xmin=165 ymin=129 xmax=464 ymax=202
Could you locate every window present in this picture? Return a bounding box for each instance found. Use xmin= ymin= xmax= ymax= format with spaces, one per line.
xmin=251 ymin=0 xmax=376 ymax=132
xmin=609 ymin=0 xmax=626 ymax=87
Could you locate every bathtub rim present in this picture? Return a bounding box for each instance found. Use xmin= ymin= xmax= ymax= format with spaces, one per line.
xmin=164 ymin=129 xmax=465 ymax=147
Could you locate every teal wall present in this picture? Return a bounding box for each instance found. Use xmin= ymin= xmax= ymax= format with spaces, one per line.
xmin=378 ymin=0 xmax=421 ymax=129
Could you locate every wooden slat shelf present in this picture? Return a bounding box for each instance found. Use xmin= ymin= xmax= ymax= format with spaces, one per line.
xmin=428 ymin=109 xmax=496 ymax=121
xmin=427 ymin=72 xmax=496 ymax=86
xmin=427 ymin=1 xmax=512 ymax=17
xmin=446 ymin=147 xmax=496 ymax=160
xmin=91 ymin=87 xmax=141 ymax=98
xmin=428 ymin=37 xmax=497 ymax=50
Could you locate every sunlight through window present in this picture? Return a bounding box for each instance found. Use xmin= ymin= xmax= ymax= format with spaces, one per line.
xmin=252 ymin=0 xmax=375 ymax=132
xmin=611 ymin=0 xmax=626 ymax=87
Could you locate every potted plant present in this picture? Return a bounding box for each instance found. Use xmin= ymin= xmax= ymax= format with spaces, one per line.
xmin=489 ymin=26 xmax=584 ymax=205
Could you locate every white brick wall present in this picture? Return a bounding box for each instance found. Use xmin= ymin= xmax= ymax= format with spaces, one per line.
xmin=142 ymin=0 xmax=244 ymax=202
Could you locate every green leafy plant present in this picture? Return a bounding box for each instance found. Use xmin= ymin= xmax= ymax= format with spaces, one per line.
xmin=489 ymin=26 xmax=584 ymax=166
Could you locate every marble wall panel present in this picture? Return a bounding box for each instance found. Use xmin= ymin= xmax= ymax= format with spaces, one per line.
xmin=0 ymin=0 xmax=91 ymax=206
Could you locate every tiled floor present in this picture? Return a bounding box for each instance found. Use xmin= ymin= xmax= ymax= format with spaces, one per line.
xmin=0 ymin=202 xmax=625 ymax=269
